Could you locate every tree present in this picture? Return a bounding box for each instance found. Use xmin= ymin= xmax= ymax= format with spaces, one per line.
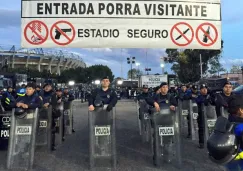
xmin=165 ymin=40 xmax=223 ymax=83
xmin=59 ymin=64 xmax=114 ymax=83
xmin=127 ymin=68 xmax=143 ymax=79
xmin=208 ymin=56 xmax=226 ymax=76
xmin=85 ymin=65 xmax=114 ymax=83
xmin=230 ymin=65 xmax=242 ymax=73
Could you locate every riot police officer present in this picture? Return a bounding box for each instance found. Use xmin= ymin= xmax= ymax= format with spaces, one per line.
xmin=16 ymin=83 xmax=41 ymax=109
xmin=184 ymin=85 xmax=199 ymax=101
xmin=147 ymin=82 xmax=177 ymax=111
xmin=153 ymin=86 xmax=160 ymax=97
xmin=16 ymin=84 xmax=26 ymax=98
xmin=1 ymin=86 xmax=16 ymax=111
xmin=35 ymin=85 xmax=41 ymax=96
xmin=168 ymin=84 xmax=177 ymax=97
xmin=40 ymin=83 xmax=57 ymax=150
xmin=212 ymin=81 xmax=234 ymax=117
xmin=177 ymin=84 xmax=187 ymax=101
xmin=51 ymin=88 xmax=64 ymax=144
xmin=62 ymin=88 xmax=75 ymax=133
xmin=40 ymin=83 xmax=55 ymax=108
xmin=88 ymin=76 xmax=118 ymax=112
xmin=137 ymin=85 xmax=151 ymax=101
xmin=195 ymin=84 xmax=209 ymax=149
xmin=207 ymin=95 xmax=243 ymax=170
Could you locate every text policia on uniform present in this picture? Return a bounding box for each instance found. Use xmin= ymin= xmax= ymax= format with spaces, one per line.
xmin=37 ymin=2 xmax=207 ymax=17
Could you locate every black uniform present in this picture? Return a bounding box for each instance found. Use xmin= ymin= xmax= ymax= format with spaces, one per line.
xmin=16 ymin=93 xmax=42 ymax=109
xmin=168 ymin=87 xmax=178 ymax=97
xmin=195 ymin=89 xmax=211 ymax=148
xmin=88 ymin=88 xmax=118 ymax=111
xmin=137 ymin=92 xmax=151 ymax=101
xmin=1 ymin=91 xmax=16 ymax=111
xmin=147 ymin=93 xmax=177 ymax=107
xmin=63 ymin=91 xmax=75 ymax=133
xmin=211 ymin=92 xmax=234 ymax=117
xmin=40 ymin=89 xmax=57 ymax=149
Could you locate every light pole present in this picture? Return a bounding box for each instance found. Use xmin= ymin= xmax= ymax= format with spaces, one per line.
xmin=145 ymin=68 xmax=151 ymax=75
xmin=160 ymin=57 xmax=165 ymax=75
xmin=135 ymin=62 xmax=140 ymax=71
xmin=241 ymin=66 xmax=243 ymax=84
xmin=160 ymin=63 xmax=165 ymax=74
xmin=127 ymin=57 xmax=136 ymax=86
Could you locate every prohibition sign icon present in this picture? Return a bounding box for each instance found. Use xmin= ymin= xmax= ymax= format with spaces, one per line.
xmin=50 ymin=21 xmax=75 ymax=46
xmin=170 ymin=22 xmax=194 ymax=47
xmin=24 ymin=20 xmax=48 ymax=45
xmin=196 ymin=23 xmax=218 ymax=47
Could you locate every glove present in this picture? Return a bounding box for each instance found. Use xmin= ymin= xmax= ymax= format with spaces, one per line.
xmin=106 ymin=104 xmax=113 ymax=112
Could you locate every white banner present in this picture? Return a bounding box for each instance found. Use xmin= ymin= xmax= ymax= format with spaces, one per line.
xmin=141 ymin=75 xmax=167 ymax=88
xmin=21 ymin=0 xmax=221 ymax=49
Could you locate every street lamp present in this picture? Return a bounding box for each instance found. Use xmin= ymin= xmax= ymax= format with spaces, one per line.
xmin=136 ymin=63 xmax=140 ymax=76
xmin=94 ymin=80 xmax=100 ymax=85
xmin=145 ymin=68 xmax=151 ymax=75
xmin=68 ymin=80 xmax=75 ymax=86
xmin=117 ymin=80 xmax=123 ymax=85
xmin=127 ymin=57 xmax=136 ymax=86
xmin=160 ymin=63 xmax=165 ymax=75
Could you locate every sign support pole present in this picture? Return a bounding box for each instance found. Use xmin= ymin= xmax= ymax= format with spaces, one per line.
xmin=200 ymin=54 xmax=203 ymax=78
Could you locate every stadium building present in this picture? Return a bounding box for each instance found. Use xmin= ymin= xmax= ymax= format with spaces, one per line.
xmin=0 ymin=45 xmax=86 ymax=75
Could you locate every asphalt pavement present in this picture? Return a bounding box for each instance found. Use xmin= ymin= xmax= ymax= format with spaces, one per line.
xmin=0 ymin=99 xmax=226 ymax=171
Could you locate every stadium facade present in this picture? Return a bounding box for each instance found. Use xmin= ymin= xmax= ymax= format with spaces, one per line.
xmin=0 ymin=45 xmax=86 ymax=75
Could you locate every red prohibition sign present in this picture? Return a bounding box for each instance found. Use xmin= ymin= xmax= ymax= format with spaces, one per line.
xmin=50 ymin=21 xmax=75 ymax=46
xmin=170 ymin=22 xmax=194 ymax=46
xmin=196 ymin=23 xmax=218 ymax=47
xmin=24 ymin=20 xmax=48 ymax=45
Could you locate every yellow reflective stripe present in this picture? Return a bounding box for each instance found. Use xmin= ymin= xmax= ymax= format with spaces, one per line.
xmin=235 ymin=152 xmax=243 ymax=160
xmin=6 ymin=98 xmax=10 ymax=102
xmin=5 ymin=101 xmax=9 ymax=104
xmin=17 ymin=93 xmax=25 ymax=96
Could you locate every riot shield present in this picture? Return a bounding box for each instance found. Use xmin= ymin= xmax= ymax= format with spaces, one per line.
xmin=89 ymin=105 xmax=116 ymax=170
xmin=188 ymin=100 xmax=199 ymax=141
xmin=55 ymin=104 xmax=64 ymax=146
xmin=178 ymin=100 xmax=190 ymax=129
xmin=7 ymin=108 xmax=39 ymax=170
xmin=203 ymin=104 xmax=217 ymax=144
xmin=0 ymin=112 xmax=11 ymax=150
xmin=63 ymin=101 xmax=73 ymax=135
xmin=139 ymin=100 xmax=151 ymax=143
xmin=36 ymin=106 xmax=52 ymax=152
xmin=136 ymin=101 xmax=142 ymax=135
xmin=220 ymin=107 xmax=229 ymax=119
xmin=151 ymin=105 xmax=182 ymax=168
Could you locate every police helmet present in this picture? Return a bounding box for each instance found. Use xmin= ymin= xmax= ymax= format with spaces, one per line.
xmin=142 ymin=85 xmax=148 ymax=89
xmin=14 ymin=107 xmax=26 ymax=118
xmin=207 ymin=117 xmax=240 ymax=164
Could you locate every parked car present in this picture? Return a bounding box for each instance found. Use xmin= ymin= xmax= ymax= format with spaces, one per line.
xmin=233 ymin=85 xmax=243 ymax=95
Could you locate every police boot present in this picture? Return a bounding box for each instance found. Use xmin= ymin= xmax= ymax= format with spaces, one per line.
xmin=51 ymin=130 xmax=56 ymax=151
xmin=72 ymin=129 xmax=75 ymax=133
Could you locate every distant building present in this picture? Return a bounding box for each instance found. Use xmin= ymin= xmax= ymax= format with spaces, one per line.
xmin=0 ymin=45 xmax=86 ymax=75
xmin=221 ymin=73 xmax=243 ymax=84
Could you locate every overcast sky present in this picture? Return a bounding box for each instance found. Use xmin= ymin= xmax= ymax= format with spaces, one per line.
xmin=0 ymin=0 xmax=243 ymax=78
